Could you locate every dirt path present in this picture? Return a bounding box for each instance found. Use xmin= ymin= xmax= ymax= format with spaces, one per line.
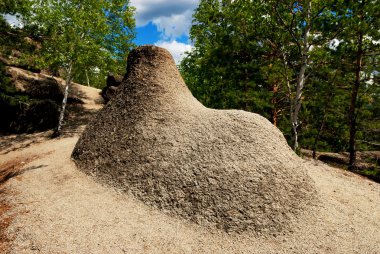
xmin=0 ymin=132 xmax=379 ymax=253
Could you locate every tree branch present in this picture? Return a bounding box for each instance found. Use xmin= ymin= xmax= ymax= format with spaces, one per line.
xmin=273 ymin=2 xmax=302 ymax=53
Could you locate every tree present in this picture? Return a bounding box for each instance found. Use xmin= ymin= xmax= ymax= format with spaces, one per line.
xmin=0 ymin=0 xmax=30 ymax=16
xmin=336 ymin=0 xmax=380 ymax=167
xmin=268 ymin=0 xmax=345 ymax=151
xmin=182 ymin=0 xmax=342 ymax=150
xmin=300 ymin=45 xmax=350 ymax=157
xmin=181 ymin=0 xmax=276 ymax=117
xmin=24 ymin=0 xmax=135 ymax=136
xmin=182 ymin=0 xmax=380 ymax=162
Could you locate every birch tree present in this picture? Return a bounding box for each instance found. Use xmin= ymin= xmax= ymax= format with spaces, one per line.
xmin=24 ymin=0 xmax=135 ymax=137
xmin=182 ymin=0 xmax=343 ymax=151
xmin=270 ymin=0 xmax=342 ymax=151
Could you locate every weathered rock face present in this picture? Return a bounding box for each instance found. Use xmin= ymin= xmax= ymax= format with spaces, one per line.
xmin=101 ymin=74 xmax=123 ymax=103
xmin=1 ymin=66 xmax=104 ymax=133
xmin=6 ymin=66 xmax=64 ymax=101
xmin=0 ymin=67 xmax=61 ymax=133
xmin=72 ymin=46 xmax=316 ymax=234
xmin=1 ymin=99 xmax=60 ymax=133
xmin=101 ymin=86 xmax=118 ymax=103
xmin=106 ymin=74 xmax=123 ymax=87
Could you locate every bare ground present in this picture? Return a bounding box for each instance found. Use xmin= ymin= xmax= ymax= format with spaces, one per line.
xmin=0 ymin=130 xmax=378 ymax=253
xmin=0 ymin=81 xmax=379 ymax=253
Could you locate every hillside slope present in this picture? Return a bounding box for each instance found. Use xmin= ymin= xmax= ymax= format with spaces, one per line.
xmin=1 ymin=64 xmax=104 ymax=134
xmin=0 ymin=72 xmax=379 ymax=254
xmin=1 ymin=129 xmax=379 ymax=253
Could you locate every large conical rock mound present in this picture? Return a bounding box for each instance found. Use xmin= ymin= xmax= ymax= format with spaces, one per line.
xmin=72 ymin=46 xmax=316 ymax=234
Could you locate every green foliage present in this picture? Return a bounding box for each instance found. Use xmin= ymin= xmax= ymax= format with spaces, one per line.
xmin=0 ymin=62 xmax=29 ymax=106
xmin=0 ymin=20 xmax=40 ymax=71
xmin=181 ymin=0 xmax=380 ymax=154
xmin=0 ymin=62 xmax=32 ymax=132
xmin=0 ymin=0 xmax=31 ymax=15
xmin=329 ymin=0 xmax=379 ymax=160
xmin=180 ymin=0 xmax=274 ymax=116
xmin=300 ymin=46 xmax=351 ymax=152
xmin=23 ymin=0 xmax=136 ymax=88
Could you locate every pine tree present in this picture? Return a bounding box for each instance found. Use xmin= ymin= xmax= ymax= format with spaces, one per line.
xmin=335 ymin=0 xmax=380 ymax=167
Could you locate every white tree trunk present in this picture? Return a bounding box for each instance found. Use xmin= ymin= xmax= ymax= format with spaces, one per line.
xmin=52 ymin=65 xmax=72 ymax=137
xmin=85 ymin=69 xmax=90 ymax=86
xmin=291 ymin=0 xmax=311 ymax=151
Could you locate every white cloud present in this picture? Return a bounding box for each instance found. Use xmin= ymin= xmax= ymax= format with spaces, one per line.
xmin=2 ymin=14 xmax=23 ymax=27
xmin=329 ymin=39 xmax=341 ymax=50
xmin=155 ymin=40 xmax=193 ymax=64
xmin=130 ymin=0 xmax=198 ymax=39
xmin=152 ymin=9 xmax=194 ymax=39
xmin=364 ymin=35 xmax=380 ymax=45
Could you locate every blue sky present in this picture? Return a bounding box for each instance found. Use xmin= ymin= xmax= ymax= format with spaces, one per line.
xmin=130 ymin=0 xmax=199 ymax=63
xmin=4 ymin=1 xmax=198 ymax=64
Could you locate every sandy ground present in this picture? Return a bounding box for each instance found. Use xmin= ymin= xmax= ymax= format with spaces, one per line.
xmin=0 ymin=82 xmax=379 ymax=253
xmin=0 ymin=131 xmax=378 ymax=253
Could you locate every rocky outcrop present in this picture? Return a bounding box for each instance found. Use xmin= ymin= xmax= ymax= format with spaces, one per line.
xmin=6 ymin=66 xmax=64 ymax=101
xmin=72 ymin=46 xmax=316 ymax=234
xmin=106 ymin=74 xmax=123 ymax=87
xmin=101 ymin=74 xmax=123 ymax=103
xmin=1 ymin=66 xmax=104 ymax=133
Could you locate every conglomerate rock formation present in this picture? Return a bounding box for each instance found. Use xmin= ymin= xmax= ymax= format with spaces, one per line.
xmin=72 ymin=46 xmax=316 ymax=234
xmin=101 ymin=73 xmax=123 ymax=103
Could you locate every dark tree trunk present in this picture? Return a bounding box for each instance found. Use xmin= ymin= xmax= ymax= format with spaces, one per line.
xmin=348 ymin=32 xmax=363 ymax=168
xmin=244 ymin=68 xmax=249 ymax=111
xmin=271 ymin=82 xmax=278 ymax=127
xmin=312 ymin=113 xmax=327 ymax=159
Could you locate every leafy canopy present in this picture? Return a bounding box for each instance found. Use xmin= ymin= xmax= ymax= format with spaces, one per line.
xmin=24 ymin=0 xmax=135 ymax=87
xmin=181 ymin=0 xmax=379 ymax=154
